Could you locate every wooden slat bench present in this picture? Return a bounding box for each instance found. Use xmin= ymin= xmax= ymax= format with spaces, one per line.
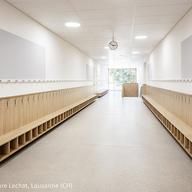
xmin=0 ymin=95 xmax=97 ymax=162
xmin=142 ymin=94 xmax=192 ymax=158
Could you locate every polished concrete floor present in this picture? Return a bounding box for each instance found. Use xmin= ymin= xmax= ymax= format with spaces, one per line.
xmin=0 ymin=91 xmax=192 ymax=192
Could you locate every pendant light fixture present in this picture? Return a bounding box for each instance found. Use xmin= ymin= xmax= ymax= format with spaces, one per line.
xmin=108 ymin=32 xmax=118 ymax=50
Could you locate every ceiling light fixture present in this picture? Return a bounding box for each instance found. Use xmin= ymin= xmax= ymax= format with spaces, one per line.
xmin=135 ymin=35 xmax=148 ymax=40
xmin=104 ymin=46 xmax=109 ymax=49
xmin=101 ymin=56 xmax=107 ymax=59
xmin=132 ymin=51 xmax=140 ymax=55
xmin=65 ymin=22 xmax=80 ymax=28
xmin=108 ymin=32 xmax=118 ymax=50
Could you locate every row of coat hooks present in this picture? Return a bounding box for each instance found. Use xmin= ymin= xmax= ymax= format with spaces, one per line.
xmin=1 ymin=79 xmax=192 ymax=83
xmin=0 ymin=80 xmax=92 ymax=84
xmin=150 ymin=79 xmax=192 ymax=82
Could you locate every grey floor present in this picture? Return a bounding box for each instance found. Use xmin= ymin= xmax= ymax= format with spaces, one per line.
xmin=0 ymin=91 xmax=192 ymax=192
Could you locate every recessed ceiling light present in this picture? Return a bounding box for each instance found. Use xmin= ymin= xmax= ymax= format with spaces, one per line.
xmin=135 ymin=35 xmax=148 ymax=40
xmin=132 ymin=51 xmax=140 ymax=55
xmin=65 ymin=22 xmax=80 ymax=28
xmin=104 ymin=46 xmax=109 ymax=49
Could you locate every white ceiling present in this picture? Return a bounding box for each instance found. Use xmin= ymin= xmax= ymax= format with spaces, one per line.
xmin=7 ymin=0 xmax=192 ymax=65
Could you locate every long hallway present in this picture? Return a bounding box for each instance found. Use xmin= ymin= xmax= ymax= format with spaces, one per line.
xmin=0 ymin=92 xmax=192 ymax=192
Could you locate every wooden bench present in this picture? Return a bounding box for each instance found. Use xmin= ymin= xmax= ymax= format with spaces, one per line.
xmin=142 ymin=95 xmax=192 ymax=158
xmin=122 ymin=83 xmax=138 ymax=97
xmin=0 ymin=95 xmax=97 ymax=162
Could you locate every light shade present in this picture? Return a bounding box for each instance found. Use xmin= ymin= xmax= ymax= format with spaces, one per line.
xmin=132 ymin=51 xmax=140 ymax=55
xmin=135 ymin=35 xmax=148 ymax=39
xmin=65 ymin=22 xmax=81 ymax=28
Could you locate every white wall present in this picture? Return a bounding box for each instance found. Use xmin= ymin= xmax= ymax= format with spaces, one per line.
xmin=95 ymin=61 xmax=109 ymax=91
xmin=0 ymin=28 xmax=46 ymax=79
xmin=0 ymin=0 xmax=94 ymax=81
xmin=86 ymin=59 xmax=95 ymax=81
xmin=145 ymin=8 xmax=192 ymax=93
xmin=0 ymin=80 xmax=93 ymax=98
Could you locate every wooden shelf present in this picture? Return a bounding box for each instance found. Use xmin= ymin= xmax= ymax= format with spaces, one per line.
xmin=0 ymin=95 xmax=97 ymax=162
xmin=142 ymin=95 xmax=192 ymax=158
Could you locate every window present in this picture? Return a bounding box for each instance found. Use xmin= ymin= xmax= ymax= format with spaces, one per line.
xmin=109 ymin=68 xmax=137 ymax=90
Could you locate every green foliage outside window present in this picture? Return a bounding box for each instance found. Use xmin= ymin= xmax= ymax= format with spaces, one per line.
xmin=109 ymin=68 xmax=137 ymax=85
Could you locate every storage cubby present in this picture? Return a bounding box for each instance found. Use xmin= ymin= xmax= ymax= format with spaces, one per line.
xmin=38 ymin=125 xmax=44 ymax=134
xmin=173 ymin=127 xmax=177 ymax=137
xmin=180 ymin=134 xmax=184 ymax=145
xmin=63 ymin=112 xmax=66 ymax=119
xmin=55 ymin=116 xmax=59 ymax=124
xmin=168 ymin=122 xmax=172 ymax=131
xmin=169 ymin=122 xmax=172 ymax=132
xmin=190 ymin=142 xmax=192 ymax=154
xmin=47 ymin=120 xmax=51 ymax=129
xmin=178 ymin=131 xmax=181 ymax=140
xmin=61 ymin=113 xmax=64 ymax=121
xmin=51 ymin=118 xmax=55 ymax=126
xmin=32 ymin=127 xmax=38 ymax=138
xmin=65 ymin=111 xmax=68 ymax=118
xmin=26 ymin=131 xmax=32 ymax=142
xmin=18 ymin=134 xmax=25 ymax=146
xmin=0 ymin=145 xmax=4 ymax=159
xmin=43 ymin=123 xmax=47 ymax=132
xmin=0 ymin=143 xmax=10 ymax=156
xmin=163 ymin=118 xmax=166 ymax=126
xmin=58 ymin=115 xmax=61 ymax=122
xmin=184 ymin=137 xmax=189 ymax=150
xmin=10 ymin=138 xmax=18 ymax=150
